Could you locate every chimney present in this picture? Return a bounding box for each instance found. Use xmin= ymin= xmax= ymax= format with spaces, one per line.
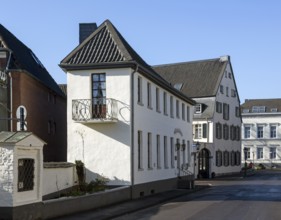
xmin=79 ymin=23 xmax=98 ymax=44
xmin=219 ymin=55 xmax=230 ymax=62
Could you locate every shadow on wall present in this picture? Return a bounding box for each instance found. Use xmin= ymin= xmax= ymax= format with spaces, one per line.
xmin=85 ymin=167 xmax=130 ymax=186
xmin=84 ymin=120 xmax=131 ymax=147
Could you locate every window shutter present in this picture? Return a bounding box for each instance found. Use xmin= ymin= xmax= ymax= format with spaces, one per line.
xmin=203 ymin=123 xmax=207 ymax=138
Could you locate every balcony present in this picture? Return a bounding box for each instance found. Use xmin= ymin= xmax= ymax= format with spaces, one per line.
xmin=72 ymin=98 xmax=118 ymax=123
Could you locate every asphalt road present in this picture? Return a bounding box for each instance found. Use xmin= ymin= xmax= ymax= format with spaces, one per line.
xmin=113 ymin=170 xmax=281 ymax=220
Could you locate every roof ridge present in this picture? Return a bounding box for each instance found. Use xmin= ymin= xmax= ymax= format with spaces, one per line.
xmin=153 ymin=57 xmax=222 ymax=67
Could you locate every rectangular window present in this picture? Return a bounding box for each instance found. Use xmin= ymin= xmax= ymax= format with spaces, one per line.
xmin=163 ymin=92 xmax=167 ymax=115
xmin=176 ymin=100 xmax=180 ymax=118
xmin=223 ymin=124 xmax=229 ymax=140
xmin=270 ymin=147 xmax=276 ymax=159
xmin=220 ymin=85 xmax=224 ymax=94
xmin=170 ymin=137 xmax=175 ymax=168
xmin=147 ymin=82 xmax=152 ymax=108
xmin=244 ymin=147 xmax=250 ymax=160
xmin=186 ymin=106 xmax=190 ymax=122
xmin=216 ymin=151 xmax=222 ymax=167
xmin=137 ymin=76 xmax=142 ymax=104
xmin=270 ymin=125 xmax=277 ymax=138
xmin=182 ymin=103 xmax=185 ymax=120
xmin=147 ymin=133 xmax=152 ymax=169
xmin=92 ymin=73 xmax=106 ymax=118
xmin=231 ymin=89 xmax=236 ymax=97
xmin=235 ymin=107 xmax=240 ymax=117
xmin=203 ymin=123 xmax=207 ymax=138
xmin=194 ymin=124 xmax=202 ymax=139
xmin=257 ymin=126 xmax=264 ymax=138
xmin=156 ymin=134 xmax=161 ymax=168
xmin=257 ymin=147 xmax=263 ymax=159
xmin=18 ymin=159 xmax=34 ymax=192
xmin=223 ymin=103 xmax=229 ymax=120
xmin=216 ymin=102 xmax=222 ymax=113
xmin=216 ymin=123 xmax=222 ymax=139
xmin=244 ymin=126 xmax=250 ymax=138
xmin=226 ymin=87 xmax=229 ymax=97
xmin=137 ymin=131 xmax=143 ymax=169
xmin=170 ymin=96 xmax=174 ymax=118
xmin=156 ymin=88 xmax=160 ymax=112
xmin=182 ymin=140 xmax=186 ymax=164
xmin=252 ymin=106 xmax=266 ymax=113
xmin=164 ymin=136 xmax=168 ymax=168
xmin=195 ymin=104 xmax=202 ymax=114
xmin=187 ymin=141 xmax=191 ymax=164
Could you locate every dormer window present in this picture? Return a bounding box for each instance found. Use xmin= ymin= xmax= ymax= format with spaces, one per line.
xmin=252 ymin=106 xmax=266 ymax=113
xmin=174 ymin=83 xmax=183 ymax=91
xmin=195 ymin=104 xmax=202 ymax=114
xmin=271 ymin=108 xmax=277 ymax=112
xmin=30 ymin=51 xmax=45 ymax=69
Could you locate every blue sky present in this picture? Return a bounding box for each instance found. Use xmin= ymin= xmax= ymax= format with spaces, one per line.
xmin=1 ymin=0 xmax=280 ymax=103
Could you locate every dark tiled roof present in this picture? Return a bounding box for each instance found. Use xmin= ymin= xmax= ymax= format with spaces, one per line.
xmin=0 ymin=24 xmax=65 ymax=97
xmin=241 ymin=99 xmax=281 ymax=113
xmin=59 ymin=84 xmax=67 ymax=96
xmin=153 ymin=58 xmax=227 ymax=98
xmin=61 ymin=19 xmax=152 ymax=70
xmin=60 ymin=20 xmax=195 ymax=105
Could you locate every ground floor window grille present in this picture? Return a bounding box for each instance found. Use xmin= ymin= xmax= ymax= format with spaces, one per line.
xmin=18 ymin=158 xmax=35 ymax=192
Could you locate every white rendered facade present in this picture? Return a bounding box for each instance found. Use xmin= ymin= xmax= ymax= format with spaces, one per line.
xmin=241 ymin=101 xmax=281 ymax=168
xmin=193 ymin=62 xmax=242 ymax=178
xmin=66 ymin=67 xmax=194 ymax=191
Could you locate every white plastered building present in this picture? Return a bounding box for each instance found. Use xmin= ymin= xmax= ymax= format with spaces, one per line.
xmin=241 ymin=99 xmax=281 ymax=168
xmin=60 ymin=20 xmax=195 ymax=198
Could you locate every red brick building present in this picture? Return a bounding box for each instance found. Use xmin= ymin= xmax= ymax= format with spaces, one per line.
xmin=0 ymin=24 xmax=66 ymax=161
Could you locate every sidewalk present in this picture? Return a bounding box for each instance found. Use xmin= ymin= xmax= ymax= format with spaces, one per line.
xmin=53 ymin=186 xmax=208 ymax=220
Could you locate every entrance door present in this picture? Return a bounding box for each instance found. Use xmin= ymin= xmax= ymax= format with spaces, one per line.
xmin=198 ymin=148 xmax=210 ymax=178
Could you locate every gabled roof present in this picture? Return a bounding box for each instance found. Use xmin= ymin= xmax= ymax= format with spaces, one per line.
xmin=153 ymin=58 xmax=228 ymax=98
xmin=60 ymin=20 xmax=196 ymax=105
xmin=241 ymin=99 xmax=281 ymax=113
xmin=0 ymin=24 xmax=65 ymax=97
xmin=60 ymin=19 xmax=152 ymax=71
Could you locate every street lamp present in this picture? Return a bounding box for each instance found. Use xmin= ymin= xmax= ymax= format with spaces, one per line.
xmin=243 ymin=147 xmax=248 ymax=177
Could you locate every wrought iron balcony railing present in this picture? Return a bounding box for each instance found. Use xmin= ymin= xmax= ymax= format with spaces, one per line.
xmin=72 ymin=98 xmax=118 ymax=122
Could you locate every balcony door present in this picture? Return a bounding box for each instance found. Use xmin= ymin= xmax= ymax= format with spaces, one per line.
xmin=92 ymin=73 xmax=106 ymax=118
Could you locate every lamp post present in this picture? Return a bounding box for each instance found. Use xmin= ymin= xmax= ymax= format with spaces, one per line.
xmin=243 ymin=147 xmax=247 ymax=177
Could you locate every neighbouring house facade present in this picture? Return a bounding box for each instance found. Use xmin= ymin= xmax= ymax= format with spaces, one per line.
xmin=60 ymin=20 xmax=196 ymax=198
xmin=241 ymin=99 xmax=281 ymax=168
xmin=0 ymin=24 xmax=67 ymax=162
xmin=154 ymin=56 xmax=242 ymax=178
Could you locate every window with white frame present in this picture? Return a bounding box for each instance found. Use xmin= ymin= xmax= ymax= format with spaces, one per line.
xmin=244 ymin=126 xmax=251 ymax=139
xmin=195 ymin=104 xmax=202 ymax=114
xmin=257 ymin=147 xmax=263 ymax=159
xmin=270 ymin=125 xmax=277 ymax=138
xmin=252 ymin=106 xmax=266 ymax=113
xmin=244 ymin=147 xmax=250 ymax=160
xmin=270 ymin=147 xmax=276 ymax=159
xmin=137 ymin=131 xmax=143 ymax=169
xmin=137 ymin=76 xmax=142 ymax=104
xmin=194 ymin=124 xmax=202 ymax=139
xmin=257 ymin=125 xmax=264 ymax=138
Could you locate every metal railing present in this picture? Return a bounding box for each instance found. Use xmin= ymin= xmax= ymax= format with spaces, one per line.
xmin=72 ymin=98 xmax=118 ymax=122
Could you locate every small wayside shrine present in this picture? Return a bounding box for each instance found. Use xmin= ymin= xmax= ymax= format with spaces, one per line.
xmin=0 ymin=132 xmax=45 ymax=217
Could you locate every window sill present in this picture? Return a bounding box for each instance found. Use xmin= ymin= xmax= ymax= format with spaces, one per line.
xmin=156 ymin=110 xmax=161 ymax=113
xmin=137 ymin=102 xmax=144 ymax=106
xmin=148 ymin=106 xmax=153 ymax=110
